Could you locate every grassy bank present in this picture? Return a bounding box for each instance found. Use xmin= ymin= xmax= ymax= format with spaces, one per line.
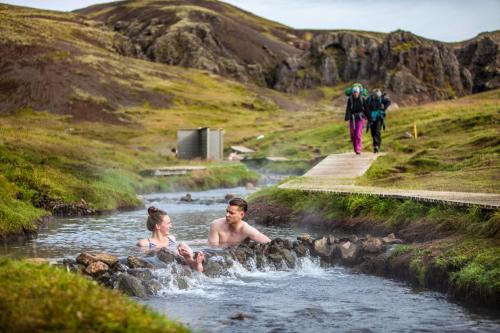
xmin=0 ymin=259 xmax=189 ymax=332
xmin=248 ymin=187 xmax=500 ymax=306
xmin=0 ymin=108 xmax=258 ymax=238
xmin=246 ymin=89 xmax=500 ymax=193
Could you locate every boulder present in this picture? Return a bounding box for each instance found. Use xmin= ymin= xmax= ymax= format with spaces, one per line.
xmin=230 ymin=245 xmax=255 ymax=264
xmin=117 ymin=273 xmax=147 ymax=297
xmin=96 ymin=272 xmax=113 ymax=287
xmin=203 ymin=260 xmax=225 ymax=277
xmin=76 ymin=252 xmax=97 ymax=266
xmin=268 ymin=253 xmax=284 ymax=265
xmin=362 ymin=237 xmax=385 ymax=254
xmin=180 ymin=193 xmax=193 ymax=202
xmin=113 ymin=263 xmax=128 ymax=272
xmin=94 ymin=253 xmax=119 ymax=266
xmin=143 ymin=279 xmax=163 ymax=295
xmin=127 ymin=268 xmax=154 ymax=280
xmin=339 ymin=241 xmax=360 ymax=265
xmin=280 ymin=249 xmax=296 ymax=268
xmin=127 ymin=256 xmax=154 ymax=269
xmin=85 ymin=261 xmax=109 ymax=276
xmin=293 ymin=241 xmax=308 ymax=257
xmin=297 ymin=234 xmax=313 ymax=245
xmin=157 ymin=248 xmax=177 ymax=264
xmin=313 ymin=236 xmax=337 ymax=257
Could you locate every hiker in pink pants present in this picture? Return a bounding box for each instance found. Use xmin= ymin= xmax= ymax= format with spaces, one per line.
xmin=344 ymin=86 xmax=368 ymax=155
xmin=349 ymin=117 xmax=366 ymax=154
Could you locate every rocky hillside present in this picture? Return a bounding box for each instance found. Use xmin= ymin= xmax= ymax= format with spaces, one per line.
xmin=273 ymin=29 xmax=500 ymax=105
xmin=0 ymin=3 xmax=169 ymax=122
xmin=75 ymin=0 xmax=499 ymax=105
xmin=75 ymin=0 xmax=303 ymax=86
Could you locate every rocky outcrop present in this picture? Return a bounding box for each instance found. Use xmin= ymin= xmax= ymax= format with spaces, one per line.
xmin=76 ymin=0 xmax=301 ymax=86
xmin=65 ymin=234 xmax=398 ymax=296
xmin=271 ymin=30 xmax=485 ymax=105
xmin=454 ymin=32 xmax=500 ymax=93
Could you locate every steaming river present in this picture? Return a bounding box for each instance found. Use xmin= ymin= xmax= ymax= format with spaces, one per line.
xmin=1 ymin=185 xmax=499 ymax=332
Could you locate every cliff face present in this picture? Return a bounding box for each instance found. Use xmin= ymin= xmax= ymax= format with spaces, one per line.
xmin=271 ymin=30 xmax=499 ymax=104
xmin=454 ymin=32 xmax=500 ymax=93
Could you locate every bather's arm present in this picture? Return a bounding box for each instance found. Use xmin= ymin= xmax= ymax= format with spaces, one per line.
xmin=245 ymin=224 xmax=271 ymax=244
xmin=208 ymin=223 xmax=220 ymax=247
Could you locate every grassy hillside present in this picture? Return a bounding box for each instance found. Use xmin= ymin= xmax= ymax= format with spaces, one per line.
xmin=0 ymin=3 xmax=497 ymax=240
xmin=247 ymin=89 xmax=500 ymax=193
xmin=0 ymin=259 xmax=189 ymax=332
xmin=0 ymin=4 xmax=336 ymax=238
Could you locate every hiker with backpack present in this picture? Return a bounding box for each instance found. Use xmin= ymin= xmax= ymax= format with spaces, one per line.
xmin=344 ymin=83 xmax=369 ymax=155
xmin=366 ymin=89 xmax=391 ymax=153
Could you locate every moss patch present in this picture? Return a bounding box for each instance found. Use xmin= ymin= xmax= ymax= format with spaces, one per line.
xmin=0 ymin=259 xmax=189 ymax=332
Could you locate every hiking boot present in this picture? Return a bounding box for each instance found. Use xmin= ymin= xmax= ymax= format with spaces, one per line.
xmin=374 ymin=146 xmax=379 ymax=153
xmin=355 ymin=151 xmax=361 ymax=155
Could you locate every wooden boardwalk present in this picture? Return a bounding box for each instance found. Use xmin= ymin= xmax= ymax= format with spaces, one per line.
xmin=279 ymin=153 xmax=500 ymax=209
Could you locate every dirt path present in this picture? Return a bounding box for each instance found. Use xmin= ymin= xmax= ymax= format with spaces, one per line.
xmin=279 ymin=153 xmax=500 ymax=209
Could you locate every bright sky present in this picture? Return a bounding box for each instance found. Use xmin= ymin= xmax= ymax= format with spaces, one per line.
xmin=2 ymin=0 xmax=499 ymax=42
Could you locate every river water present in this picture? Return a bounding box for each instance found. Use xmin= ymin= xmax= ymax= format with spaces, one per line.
xmin=1 ymin=185 xmax=499 ymax=333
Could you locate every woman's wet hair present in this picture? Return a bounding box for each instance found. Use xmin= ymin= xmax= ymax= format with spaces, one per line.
xmin=229 ymin=197 xmax=248 ymax=212
xmin=146 ymin=206 xmax=168 ymax=231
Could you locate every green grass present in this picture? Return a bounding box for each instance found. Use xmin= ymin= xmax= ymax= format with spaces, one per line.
xmin=0 ymin=108 xmax=259 ymax=237
xmin=0 ymin=259 xmax=189 ymax=332
xmin=390 ymin=244 xmax=416 ymax=257
xmin=249 ymin=186 xmax=500 ymax=305
xmin=249 ymin=187 xmax=499 ymax=237
xmin=356 ymin=90 xmax=500 ymax=193
xmin=247 ymin=89 xmax=499 ymax=193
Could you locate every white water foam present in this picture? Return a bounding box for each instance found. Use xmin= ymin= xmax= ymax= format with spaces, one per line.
xmin=151 ymin=254 xmax=327 ymax=298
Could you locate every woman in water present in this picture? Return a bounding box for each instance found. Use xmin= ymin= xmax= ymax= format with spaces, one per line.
xmin=137 ymin=206 xmax=205 ymax=272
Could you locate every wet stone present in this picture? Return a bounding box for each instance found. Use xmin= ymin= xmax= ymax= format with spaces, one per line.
xmin=280 ymin=248 xmax=296 ymax=268
xmin=76 ymin=252 xmax=97 ymax=266
xmin=143 ymin=279 xmax=163 ymax=295
xmin=282 ymin=239 xmax=293 ymax=250
xmin=203 ymin=260 xmax=224 ymax=277
xmin=117 ymin=273 xmax=147 ymax=297
xmin=127 ymin=256 xmax=154 ymax=269
xmin=157 ymin=248 xmax=176 ymax=264
xmin=313 ymin=236 xmax=337 ymax=257
xmin=180 ymin=193 xmax=192 ymax=202
xmin=127 ymin=268 xmax=154 ymax=280
xmin=113 ymin=262 xmax=128 ymax=272
xmin=363 ymin=237 xmax=385 ymax=253
xmin=96 ymin=272 xmax=113 ymax=287
xmin=255 ymin=254 xmax=266 ymax=269
xmin=339 ymin=241 xmax=360 ymax=264
xmin=175 ymin=276 xmax=189 ymax=290
xmin=297 ymin=234 xmax=313 ymax=244
xmin=268 ymin=253 xmax=284 ymax=264
xmin=94 ymin=253 xmax=119 ymax=266
xmin=293 ymin=242 xmax=308 ymax=257
xmin=230 ymin=313 xmax=255 ymax=320
xmin=85 ymin=261 xmax=109 ymax=276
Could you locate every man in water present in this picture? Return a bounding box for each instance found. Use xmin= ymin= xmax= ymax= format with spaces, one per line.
xmin=208 ymin=197 xmax=271 ymax=247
